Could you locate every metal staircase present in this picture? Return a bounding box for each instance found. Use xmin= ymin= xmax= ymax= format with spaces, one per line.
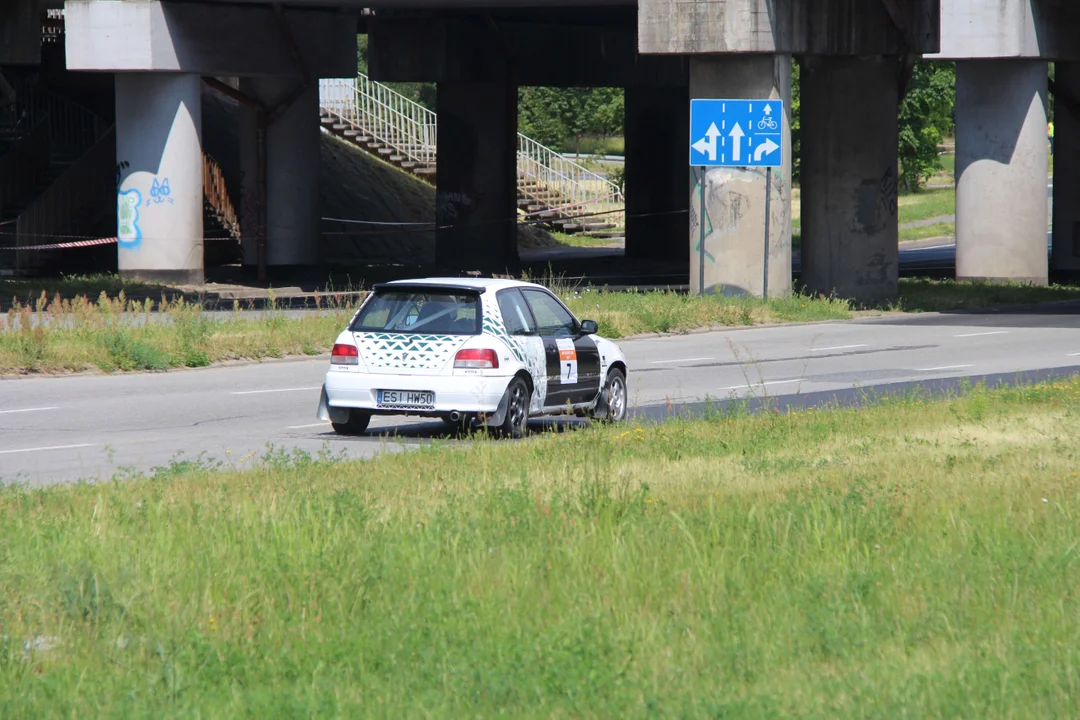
xmin=319 ymin=76 xmax=625 ymax=239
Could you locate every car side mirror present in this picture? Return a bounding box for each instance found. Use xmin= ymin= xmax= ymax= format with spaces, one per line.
xmin=580 ymin=319 xmax=598 ymax=335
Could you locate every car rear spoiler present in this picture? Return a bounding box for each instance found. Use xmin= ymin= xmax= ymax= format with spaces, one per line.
xmin=370 ymin=283 xmax=483 ymax=296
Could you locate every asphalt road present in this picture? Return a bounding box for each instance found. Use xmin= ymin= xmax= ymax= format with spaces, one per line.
xmin=3 ymin=303 xmax=1080 ymax=486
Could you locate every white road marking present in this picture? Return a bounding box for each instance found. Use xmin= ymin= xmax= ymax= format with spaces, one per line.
xmin=954 ymin=331 xmax=1008 ymax=338
xmin=287 ymin=422 xmax=331 ymax=429
xmin=0 ymin=443 xmax=95 ymax=456
xmin=810 ymin=344 xmax=867 ymax=352
xmin=1068 ymin=352 xmax=1080 ymax=357
xmin=915 ymin=364 xmax=975 ymax=372
xmin=722 ymin=378 xmax=805 ymax=391
xmin=647 ymin=357 xmax=713 ymax=364
xmin=0 ymin=406 xmax=58 ymax=415
xmin=232 ymin=387 xmax=322 ymax=396
xmin=915 ymin=244 xmax=955 ymax=250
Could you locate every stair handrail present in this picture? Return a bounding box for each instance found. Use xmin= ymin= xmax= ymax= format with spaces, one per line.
xmin=0 ymin=116 xmax=51 ymax=236
xmin=203 ymin=151 xmax=240 ymax=242
xmin=10 ymin=80 xmax=106 ymax=156
xmin=319 ymin=77 xmax=436 ymax=167
xmin=14 ymin=124 xmax=116 ymax=273
xmin=319 ymin=74 xmax=625 ymax=228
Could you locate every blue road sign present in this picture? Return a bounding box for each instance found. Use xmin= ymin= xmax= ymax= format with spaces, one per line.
xmin=689 ymin=98 xmax=783 ymax=168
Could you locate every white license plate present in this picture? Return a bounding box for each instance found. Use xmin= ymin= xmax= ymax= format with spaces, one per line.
xmin=377 ymin=389 xmax=435 ymax=409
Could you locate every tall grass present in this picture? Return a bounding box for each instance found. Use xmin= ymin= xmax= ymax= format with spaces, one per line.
xmin=0 ymin=290 xmax=355 ymax=374
xmin=1 ymin=379 xmax=1079 ymax=716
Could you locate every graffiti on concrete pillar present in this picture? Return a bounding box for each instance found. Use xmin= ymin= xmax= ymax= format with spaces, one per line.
xmin=878 ymin=166 xmax=898 ymax=218
xmin=117 ymin=188 xmax=143 ymax=250
xmin=435 ymin=190 xmax=476 ymax=224
xmin=147 ymin=176 xmax=174 ymax=207
xmin=690 ymin=173 xmax=716 ymax=263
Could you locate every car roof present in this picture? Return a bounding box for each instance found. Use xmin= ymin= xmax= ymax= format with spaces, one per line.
xmin=377 ymin=277 xmax=547 ymax=292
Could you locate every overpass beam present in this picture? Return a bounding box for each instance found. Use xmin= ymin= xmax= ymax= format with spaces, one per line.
xmin=238 ymin=77 xmax=321 ymax=277
xmin=688 ymin=56 xmax=792 ymax=298
xmin=115 ymin=73 xmax=204 ymax=285
xmin=800 ymin=56 xmax=899 ymax=303
xmin=955 ymin=60 xmax=1048 ymax=285
xmin=624 ymin=85 xmax=689 ymax=262
xmin=435 ymin=79 xmax=519 ymax=275
xmin=1051 ymin=63 xmax=1080 ymax=279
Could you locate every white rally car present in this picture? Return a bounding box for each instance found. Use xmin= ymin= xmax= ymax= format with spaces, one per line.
xmin=316 ymin=278 xmax=629 ymax=438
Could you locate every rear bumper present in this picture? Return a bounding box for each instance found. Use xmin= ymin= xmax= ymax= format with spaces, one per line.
xmin=322 ymin=370 xmax=510 ymax=416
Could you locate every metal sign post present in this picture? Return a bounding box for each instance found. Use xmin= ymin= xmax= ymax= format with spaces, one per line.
xmin=763 ymin=170 xmax=771 ymax=301
xmin=689 ymin=98 xmax=784 ymax=299
xmin=698 ymin=167 xmax=706 ymax=296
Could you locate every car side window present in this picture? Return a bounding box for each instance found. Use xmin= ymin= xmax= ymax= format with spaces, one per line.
xmin=496 ymin=289 xmax=537 ymax=336
xmin=522 ymin=289 xmax=577 ymax=337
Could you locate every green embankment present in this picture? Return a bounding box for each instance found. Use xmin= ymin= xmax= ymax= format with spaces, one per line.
xmin=2 ymin=378 xmax=1079 ymax=716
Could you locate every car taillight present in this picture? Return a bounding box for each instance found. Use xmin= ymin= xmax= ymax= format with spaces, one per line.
xmin=454 ymin=348 xmax=499 ymax=369
xmin=331 ymin=343 xmax=359 ymax=365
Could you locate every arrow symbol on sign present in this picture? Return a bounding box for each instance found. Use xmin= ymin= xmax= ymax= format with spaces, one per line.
xmin=763 ymin=104 xmax=773 ymax=116
xmin=729 ymin=122 xmax=745 ymax=163
xmin=691 ymin=122 xmax=722 ymax=161
xmin=754 ymin=137 xmax=780 ymax=162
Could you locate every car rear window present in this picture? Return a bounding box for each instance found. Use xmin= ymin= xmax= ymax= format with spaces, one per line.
xmin=349 ymin=289 xmax=481 ymax=335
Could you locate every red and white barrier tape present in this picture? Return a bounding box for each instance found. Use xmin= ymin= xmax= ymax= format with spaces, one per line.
xmin=0 ymin=236 xmax=240 ymax=252
xmin=0 ymin=236 xmax=118 ymax=251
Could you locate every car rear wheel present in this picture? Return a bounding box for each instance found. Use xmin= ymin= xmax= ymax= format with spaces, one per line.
xmin=593 ymin=369 xmax=627 ymax=423
xmin=331 ymin=409 xmax=371 ymax=435
xmin=492 ymin=377 xmax=530 ymax=439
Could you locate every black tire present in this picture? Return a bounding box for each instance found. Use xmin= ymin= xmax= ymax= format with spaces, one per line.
xmin=593 ymin=369 xmax=627 ymax=423
xmin=331 ymin=409 xmax=371 ymax=436
xmin=492 ymin=377 xmax=530 ymax=439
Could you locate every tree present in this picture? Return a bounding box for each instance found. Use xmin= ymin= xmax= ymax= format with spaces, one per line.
xmin=791 ymin=58 xmax=954 ymax=192
xmin=518 ymin=87 xmax=624 ymax=152
xmin=896 ymin=60 xmax=956 ymax=191
xmin=791 ymin=57 xmax=802 ymax=183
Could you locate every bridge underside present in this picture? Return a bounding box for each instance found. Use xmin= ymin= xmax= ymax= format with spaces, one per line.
xmin=8 ymin=0 xmax=1080 ymax=296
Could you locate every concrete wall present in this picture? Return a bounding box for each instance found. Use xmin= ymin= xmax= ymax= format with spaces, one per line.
xmin=954 ymin=59 xmax=1049 ymax=284
xmin=115 ymin=73 xmax=204 ymax=284
xmin=639 ymin=0 xmax=939 ymax=56
xmin=688 ymin=56 xmax=792 ymax=298
xmin=930 ymin=0 xmax=1080 ymax=61
xmin=65 ymin=0 xmax=356 ymax=77
xmin=368 ymin=16 xmax=688 ymax=87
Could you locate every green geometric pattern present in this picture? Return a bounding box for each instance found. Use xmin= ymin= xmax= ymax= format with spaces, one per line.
xmin=480 ymin=292 xmax=547 ymax=411
xmin=355 ymin=332 xmax=464 ymax=371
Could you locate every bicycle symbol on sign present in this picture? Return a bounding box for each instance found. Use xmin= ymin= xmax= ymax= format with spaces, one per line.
xmin=757 ymin=116 xmax=779 ymax=131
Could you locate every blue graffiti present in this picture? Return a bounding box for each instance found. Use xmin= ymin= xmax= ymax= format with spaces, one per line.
xmin=147 ymin=176 xmax=174 ymax=206
xmin=117 ymin=188 xmax=143 ymax=250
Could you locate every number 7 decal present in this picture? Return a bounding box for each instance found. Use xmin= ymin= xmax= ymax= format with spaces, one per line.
xmin=556 ymin=338 xmax=578 ymax=384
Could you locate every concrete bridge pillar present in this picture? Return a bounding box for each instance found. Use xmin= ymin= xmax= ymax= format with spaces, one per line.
xmin=955 ymin=59 xmax=1049 ymax=285
xmin=800 ymin=56 xmax=899 ymax=303
xmin=624 ymin=86 xmax=689 ymax=263
xmin=1051 ymin=63 xmax=1080 ymax=278
xmin=238 ymin=77 xmax=321 ymax=276
xmin=688 ymin=55 xmax=792 ymax=297
xmin=115 ymin=73 xmax=204 ymax=284
xmin=435 ymin=79 xmax=519 ymax=275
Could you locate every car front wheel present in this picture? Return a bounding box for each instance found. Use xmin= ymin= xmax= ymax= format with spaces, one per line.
xmin=593 ymin=369 xmax=627 ymax=423
xmin=331 ymin=409 xmax=371 ymax=435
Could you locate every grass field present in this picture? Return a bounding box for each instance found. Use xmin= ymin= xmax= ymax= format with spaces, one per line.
xmin=5 ymin=277 xmax=1080 ymax=375
xmin=2 ymin=378 xmax=1079 ymax=716
xmin=793 ymin=186 xmax=957 ymax=240
xmin=0 ymin=287 xmax=852 ymax=374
